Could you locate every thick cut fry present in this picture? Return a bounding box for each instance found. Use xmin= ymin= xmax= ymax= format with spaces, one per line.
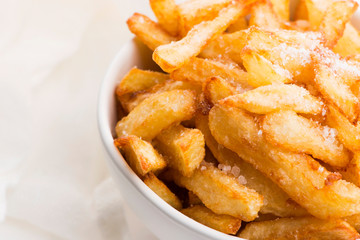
xmin=345 ymin=214 xmax=360 ymax=232
xmin=170 ymin=57 xmax=249 ymax=88
xmin=209 ymin=103 xmax=360 ymax=219
xmin=127 ymin=13 xmax=176 ymax=51
xmin=340 ymin=153 xmax=360 ymax=188
xmin=227 ymin=17 xmax=248 ymax=32
xmin=195 ymin=114 xmax=308 ymax=217
xmin=314 ymin=61 xmax=359 ymax=123
xmin=241 ymin=48 xmax=293 ymax=87
xmin=269 ymin=0 xmax=289 ymax=21
xmin=318 ymin=0 xmax=358 ymax=48
xmin=170 ymin=166 xmax=263 ymax=221
xmin=295 ymin=0 xmax=308 ymax=20
xmin=249 ymin=0 xmax=282 ymax=30
xmin=144 ymin=172 xmax=182 ymax=210
xmin=238 ymin=217 xmax=360 ymax=240
xmin=305 ymin=0 xmax=331 ymax=28
xmin=121 ymin=80 xmax=201 ymax=113
xmin=203 ymin=76 xmax=238 ymax=106
xmin=150 ymin=0 xmax=180 ymax=36
xmin=115 ymin=67 xmax=169 ymax=97
xmin=114 ymin=135 xmax=166 ymax=176
xmin=116 ymin=90 xmax=196 ymax=140
xmin=188 ymin=191 xmax=203 ymax=206
xmin=181 ymin=205 xmax=242 ymax=235
xmin=153 ymin=2 xmax=249 ymax=72
xmin=262 ymin=110 xmax=350 ymax=167
xmin=155 ymin=124 xmax=205 ymax=177
xmin=221 ymin=84 xmax=324 ymax=115
xmin=334 ymin=24 xmax=360 ymax=57
xmin=326 ymin=105 xmax=360 ymax=152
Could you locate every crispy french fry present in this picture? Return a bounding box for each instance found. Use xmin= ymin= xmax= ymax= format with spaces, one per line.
xmin=144 ymin=172 xmax=182 ymax=210
xmin=305 ymin=0 xmax=331 ymax=28
xmin=170 ymin=165 xmax=263 ymax=221
xmin=150 ymin=0 xmax=180 ymax=36
xmin=249 ymin=0 xmax=282 ymax=29
xmin=294 ymin=0 xmax=308 ymax=20
xmin=209 ymin=103 xmax=360 ymax=219
xmin=116 ymin=90 xmax=196 ymax=140
xmin=345 ymin=214 xmax=360 ymax=232
xmin=269 ymin=0 xmax=289 ymax=21
xmin=262 ymin=110 xmax=350 ymax=167
xmin=188 ymin=191 xmax=203 ymax=206
xmin=114 ymin=135 xmax=166 ymax=176
xmin=227 ymin=17 xmax=248 ymax=32
xmin=203 ymin=76 xmax=238 ymax=106
xmin=241 ymin=48 xmax=293 ymax=87
xmin=153 ymin=1 xmax=250 ymax=72
xmin=155 ymin=124 xmax=205 ymax=177
xmin=195 ymin=114 xmax=308 ymax=217
xmin=221 ymin=84 xmax=324 ymax=115
xmin=334 ymin=24 xmax=360 ymax=57
xmin=326 ymin=105 xmax=360 ymax=152
xmin=318 ymin=0 xmax=358 ymax=48
xmin=170 ymin=57 xmax=249 ymax=88
xmin=339 ymin=153 xmax=360 ymax=188
xmin=127 ymin=13 xmax=176 ymax=50
xmin=238 ymin=217 xmax=360 ymax=240
xmin=181 ymin=205 xmax=242 ymax=234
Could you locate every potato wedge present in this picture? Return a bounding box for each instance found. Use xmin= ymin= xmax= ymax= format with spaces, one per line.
xmin=238 ymin=217 xmax=360 ymax=240
xmin=153 ymin=1 xmax=250 ymax=72
xmin=339 ymin=153 xmax=360 ymax=188
xmin=116 ymin=90 xmax=196 ymax=140
xmin=170 ymin=165 xmax=263 ymax=221
xmin=144 ymin=172 xmax=182 ymax=210
xmin=262 ymin=110 xmax=350 ymax=167
xmin=114 ymin=135 xmax=166 ymax=176
xmin=150 ymin=0 xmax=180 ymax=36
xmin=127 ymin=13 xmax=176 ymax=50
xmin=195 ymin=114 xmax=308 ymax=217
xmin=221 ymin=84 xmax=324 ymax=115
xmin=249 ymin=0 xmax=282 ymax=30
xmin=115 ymin=67 xmax=169 ymax=97
xmin=209 ymin=103 xmax=360 ymax=219
xmin=155 ymin=124 xmax=205 ymax=177
xmin=181 ymin=205 xmax=242 ymax=235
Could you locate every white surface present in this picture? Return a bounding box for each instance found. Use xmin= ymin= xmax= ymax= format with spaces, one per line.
xmin=0 ymin=0 xmax=157 ymax=239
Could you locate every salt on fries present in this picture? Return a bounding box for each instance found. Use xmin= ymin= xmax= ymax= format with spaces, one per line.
xmin=114 ymin=0 xmax=360 ymax=238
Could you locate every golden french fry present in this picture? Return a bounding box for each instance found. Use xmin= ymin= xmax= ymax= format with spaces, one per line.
xmin=249 ymin=0 xmax=282 ymax=29
xmin=269 ymin=0 xmax=290 ymax=21
xmin=188 ymin=191 xmax=203 ymax=206
xmin=115 ymin=67 xmax=169 ymax=97
xmin=334 ymin=24 xmax=360 ymax=57
xmin=114 ymin=135 xmax=167 ymax=176
xmin=181 ymin=205 xmax=242 ymax=235
xmin=294 ymin=0 xmax=308 ymax=20
xmin=241 ymin=48 xmax=293 ymax=87
xmin=238 ymin=217 xmax=360 ymax=240
xmin=127 ymin=13 xmax=176 ymax=50
xmin=116 ymin=90 xmax=196 ymax=140
xmin=345 ymin=214 xmax=360 ymax=233
xmin=262 ymin=110 xmax=350 ymax=167
xmin=170 ymin=57 xmax=249 ymax=88
xmin=227 ymin=17 xmax=248 ymax=32
xmin=314 ymin=60 xmax=359 ymax=123
xmin=203 ymin=76 xmax=238 ymax=106
xmin=150 ymin=0 xmax=180 ymax=36
xmin=209 ymin=103 xmax=360 ymax=219
xmin=221 ymin=84 xmax=324 ymax=115
xmin=195 ymin=114 xmax=308 ymax=217
xmin=326 ymin=105 xmax=360 ymax=152
xmin=318 ymin=0 xmax=358 ymax=48
xmin=153 ymin=1 xmax=250 ymax=72
xmin=155 ymin=124 xmax=205 ymax=177
xmin=305 ymin=0 xmax=331 ymax=28
xmin=144 ymin=172 xmax=182 ymax=210
xmin=170 ymin=165 xmax=263 ymax=221
xmin=339 ymin=153 xmax=360 ymax=188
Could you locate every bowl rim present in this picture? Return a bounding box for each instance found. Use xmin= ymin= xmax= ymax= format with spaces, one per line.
xmin=97 ymin=39 xmax=245 ymax=240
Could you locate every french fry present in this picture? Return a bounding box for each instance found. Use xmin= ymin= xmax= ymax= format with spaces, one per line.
xmin=294 ymin=0 xmax=308 ymax=20
xmin=209 ymin=103 xmax=360 ymax=219
xmin=195 ymin=114 xmax=308 ymax=217
xmin=227 ymin=17 xmax=248 ymax=32
xmin=114 ymin=135 xmax=167 ymax=176
xmin=339 ymin=153 xmax=360 ymax=188
xmin=305 ymin=0 xmax=331 ymax=28
xmin=345 ymin=214 xmax=360 ymax=232
xmin=154 ymin=124 xmax=205 ymax=177
xmin=221 ymin=84 xmax=324 ymax=115
xmin=334 ymin=24 xmax=360 ymax=57
xmin=170 ymin=165 xmax=263 ymax=221
xmin=188 ymin=191 xmax=203 ymax=206
xmin=170 ymin=57 xmax=249 ymax=88
xmin=238 ymin=217 xmax=360 ymax=240
xmin=241 ymin=48 xmax=293 ymax=87
xmin=181 ymin=205 xmax=242 ymax=235
xmin=318 ymin=0 xmax=358 ymax=48
xmin=116 ymin=90 xmax=196 ymax=140
xmin=269 ymin=0 xmax=289 ymax=21
xmin=153 ymin=1 xmax=250 ymax=72
xmin=144 ymin=172 xmax=182 ymax=210
xmin=314 ymin=60 xmax=359 ymax=123
xmin=127 ymin=13 xmax=176 ymax=51
xmin=249 ymin=0 xmax=282 ymax=30
xmin=326 ymin=105 xmax=360 ymax=152
xmin=262 ymin=110 xmax=350 ymax=167
xmin=203 ymin=76 xmax=238 ymax=106
xmin=150 ymin=0 xmax=180 ymax=37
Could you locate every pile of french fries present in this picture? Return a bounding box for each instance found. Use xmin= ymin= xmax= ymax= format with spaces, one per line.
xmin=114 ymin=0 xmax=360 ymax=238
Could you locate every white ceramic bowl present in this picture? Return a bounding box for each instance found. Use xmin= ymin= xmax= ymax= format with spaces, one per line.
xmin=97 ymin=39 xmax=244 ymax=240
